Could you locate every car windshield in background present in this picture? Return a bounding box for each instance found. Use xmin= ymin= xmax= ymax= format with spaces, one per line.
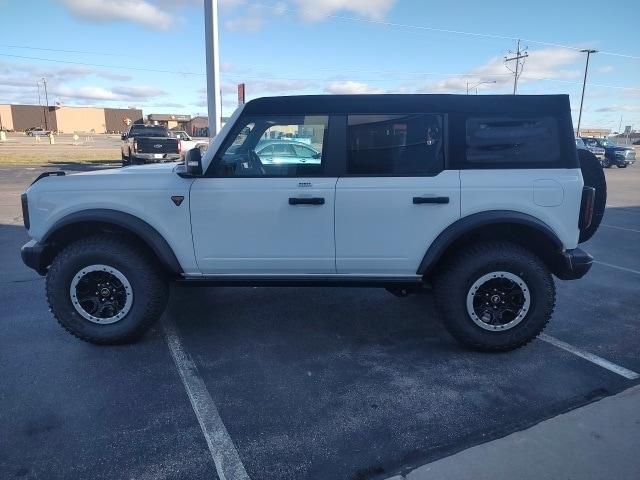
xmin=599 ymin=139 xmax=619 ymax=147
xmin=575 ymin=138 xmax=585 ymax=147
xmin=131 ymin=126 xmax=169 ymax=136
xmin=169 ymin=131 xmax=191 ymax=139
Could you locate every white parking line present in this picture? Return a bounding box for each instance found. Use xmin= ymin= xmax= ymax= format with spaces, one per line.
xmin=601 ymin=224 xmax=640 ymax=234
xmin=162 ymin=317 xmax=251 ymax=480
xmin=539 ymin=334 xmax=640 ymax=380
xmin=594 ymin=261 xmax=640 ymax=276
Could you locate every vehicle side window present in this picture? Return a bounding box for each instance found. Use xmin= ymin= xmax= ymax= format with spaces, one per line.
xmin=464 ymin=116 xmax=560 ymax=166
xmin=346 ymin=114 xmax=444 ymax=175
xmin=214 ymin=116 xmax=327 ymax=177
xmin=293 ymin=145 xmax=317 ymax=158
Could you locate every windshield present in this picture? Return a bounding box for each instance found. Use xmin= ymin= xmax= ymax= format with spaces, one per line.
xmin=599 ymin=138 xmax=619 ymax=147
xmin=170 ymin=131 xmax=191 ymax=140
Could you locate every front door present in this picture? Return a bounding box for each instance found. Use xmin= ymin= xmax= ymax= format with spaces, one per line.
xmin=190 ymin=114 xmax=336 ymax=274
xmin=335 ymin=113 xmax=460 ymax=275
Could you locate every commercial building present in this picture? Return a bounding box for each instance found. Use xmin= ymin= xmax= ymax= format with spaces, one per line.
xmin=147 ymin=113 xmax=191 ymax=130
xmin=0 ymin=104 xmax=143 ymax=133
xmin=576 ymin=128 xmax=612 ymax=138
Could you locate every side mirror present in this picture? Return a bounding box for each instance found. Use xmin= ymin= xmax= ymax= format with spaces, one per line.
xmin=185 ymin=147 xmax=203 ymax=175
xmin=121 ymin=133 xmax=127 ymax=140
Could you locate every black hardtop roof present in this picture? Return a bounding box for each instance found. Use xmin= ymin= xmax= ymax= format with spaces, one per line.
xmin=243 ymin=94 xmax=571 ymax=116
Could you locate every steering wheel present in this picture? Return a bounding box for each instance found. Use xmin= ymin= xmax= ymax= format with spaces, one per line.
xmin=247 ymin=150 xmax=266 ymax=175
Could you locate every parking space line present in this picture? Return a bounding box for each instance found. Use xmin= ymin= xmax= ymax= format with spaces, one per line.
xmin=593 ymin=261 xmax=640 ymax=276
xmin=162 ymin=317 xmax=251 ymax=480
xmin=539 ymin=334 xmax=640 ymax=380
xmin=601 ymin=224 xmax=640 ymax=234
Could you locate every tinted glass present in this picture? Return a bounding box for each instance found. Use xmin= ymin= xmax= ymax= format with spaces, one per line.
xmin=347 ymin=114 xmax=444 ymax=175
xmin=129 ymin=126 xmax=168 ymax=136
xmin=215 ymin=115 xmax=328 ymax=177
xmin=466 ymin=116 xmax=560 ymax=165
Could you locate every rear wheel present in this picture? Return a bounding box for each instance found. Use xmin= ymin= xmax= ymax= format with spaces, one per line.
xmin=46 ymin=236 xmax=169 ymax=344
xmin=434 ymin=242 xmax=555 ymax=352
xmin=618 ymin=164 xmax=628 ymax=168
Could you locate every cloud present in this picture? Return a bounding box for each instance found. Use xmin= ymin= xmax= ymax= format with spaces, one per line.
xmin=292 ymin=0 xmax=395 ymax=21
xmin=596 ymin=105 xmax=640 ymax=113
xmin=57 ymin=0 xmax=173 ymax=30
xmin=416 ymin=47 xmax=583 ymax=94
xmin=324 ymin=80 xmax=383 ymax=94
xmin=225 ymin=16 xmax=263 ymax=32
xmin=53 ymin=84 xmax=165 ymax=102
xmin=597 ymin=65 xmax=614 ymax=74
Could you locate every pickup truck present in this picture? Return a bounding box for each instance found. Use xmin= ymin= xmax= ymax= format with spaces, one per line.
xmin=169 ymin=130 xmax=208 ymax=156
xmin=121 ymin=124 xmax=181 ymax=167
xmin=581 ymin=137 xmax=636 ymax=168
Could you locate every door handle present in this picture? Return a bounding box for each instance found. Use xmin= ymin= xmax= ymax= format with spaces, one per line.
xmin=413 ymin=196 xmax=449 ymax=204
xmin=289 ymin=197 xmax=325 ymax=205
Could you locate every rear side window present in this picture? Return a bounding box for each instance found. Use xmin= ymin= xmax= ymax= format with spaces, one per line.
xmin=465 ymin=116 xmax=560 ymax=166
xmin=347 ymin=114 xmax=444 ymax=175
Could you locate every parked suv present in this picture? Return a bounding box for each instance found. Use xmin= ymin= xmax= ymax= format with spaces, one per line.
xmin=581 ymin=137 xmax=636 ymax=168
xmin=21 ymin=95 xmax=605 ymax=351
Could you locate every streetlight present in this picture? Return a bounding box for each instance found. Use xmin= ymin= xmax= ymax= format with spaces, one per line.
xmin=204 ymin=0 xmax=222 ymax=138
xmin=466 ymin=80 xmax=497 ymax=94
xmin=576 ymin=49 xmax=597 ymax=138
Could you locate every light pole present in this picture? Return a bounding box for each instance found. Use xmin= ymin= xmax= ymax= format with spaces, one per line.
xmin=576 ymin=49 xmax=597 ymax=138
xmin=466 ymin=80 xmax=497 ymax=94
xmin=204 ymin=0 xmax=222 ymax=138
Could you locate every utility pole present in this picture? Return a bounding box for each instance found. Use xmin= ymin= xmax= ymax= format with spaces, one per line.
xmin=576 ymin=49 xmax=597 ymax=138
xmin=36 ymin=81 xmax=41 ymax=105
xmin=504 ymin=40 xmax=528 ymax=95
xmin=204 ymin=0 xmax=222 ymax=138
xmin=42 ymin=77 xmax=50 ymax=131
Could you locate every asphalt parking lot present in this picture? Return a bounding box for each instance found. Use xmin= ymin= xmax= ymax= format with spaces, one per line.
xmin=1 ymin=162 xmax=639 ymax=479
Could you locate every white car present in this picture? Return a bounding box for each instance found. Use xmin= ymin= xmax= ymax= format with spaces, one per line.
xmin=20 ymin=94 xmax=605 ymax=351
xmin=170 ymin=130 xmax=207 ymax=156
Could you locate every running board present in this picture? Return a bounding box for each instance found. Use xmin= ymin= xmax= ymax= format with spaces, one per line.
xmin=176 ymin=274 xmax=425 ymax=288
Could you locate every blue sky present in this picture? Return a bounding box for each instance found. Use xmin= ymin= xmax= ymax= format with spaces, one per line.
xmin=1 ymin=0 xmax=639 ymax=131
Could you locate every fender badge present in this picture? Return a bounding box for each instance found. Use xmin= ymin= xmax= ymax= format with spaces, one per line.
xmin=171 ymin=195 xmax=184 ymax=206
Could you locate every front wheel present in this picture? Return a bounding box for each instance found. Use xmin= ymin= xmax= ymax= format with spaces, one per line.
xmin=434 ymin=242 xmax=555 ymax=352
xmin=618 ymin=164 xmax=628 ymax=168
xmin=46 ymin=236 xmax=169 ymax=344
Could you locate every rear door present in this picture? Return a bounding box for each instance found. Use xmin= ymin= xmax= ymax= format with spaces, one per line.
xmin=335 ymin=114 xmax=460 ymax=275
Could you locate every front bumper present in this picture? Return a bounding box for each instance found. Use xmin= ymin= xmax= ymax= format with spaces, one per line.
xmin=130 ymin=153 xmax=181 ymax=164
xmin=21 ymin=240 xmax=49 ymax=275
xmin=554 ymin=248 xmax=593 ymax=280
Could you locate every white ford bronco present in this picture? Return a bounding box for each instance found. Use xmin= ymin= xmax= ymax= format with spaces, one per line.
xmin=21 ymin=95 xmax=606 ymax=351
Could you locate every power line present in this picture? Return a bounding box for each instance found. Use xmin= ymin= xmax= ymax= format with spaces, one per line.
xmin=249 ymin=2 xmax=640 ymax=60
xmin=1 ymin=52 xmax=639 ymax=92
xmin=3 ymin=44 xmax=123 ymax=57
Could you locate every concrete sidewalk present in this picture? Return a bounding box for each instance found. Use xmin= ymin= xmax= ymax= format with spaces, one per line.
xmin=388 ymin=384 xmax=640 ymax=480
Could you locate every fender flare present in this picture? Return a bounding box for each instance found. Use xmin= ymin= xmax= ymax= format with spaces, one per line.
xmin=42 ymin=209 xmax=183 ymax=274
xmin=417 ymin=210 xmax=563 ymax=276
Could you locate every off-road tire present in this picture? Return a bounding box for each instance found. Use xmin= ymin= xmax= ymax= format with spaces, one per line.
xmin=578 ymin=149 xmax=607 ymax=243
xmin=46 ymin=235 xmax=169 ymax=344
xmin=434 ymin=242 xmax=555 ymax=352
